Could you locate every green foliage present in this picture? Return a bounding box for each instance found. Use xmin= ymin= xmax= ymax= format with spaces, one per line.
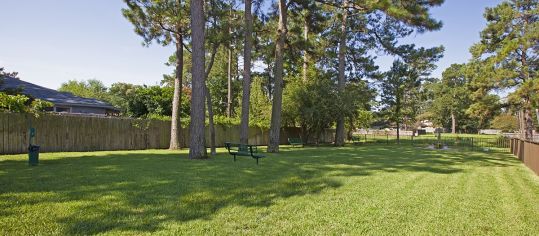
xmin=58 ymin=79 xmax=191 ymax=119
xmin=0 ymin=92 xmax=53 ymax=115
xmin=248 ymin=76 xmax=272 ymax=128
xmin=429 ymin=64 xmax=474 ymax=131
xmin=58 ymin=79 xmax=109 ymax=101
xmin=283 ymin=75 xmax=339 ymax=141
xmin=354 ymin=109 xmax=375 ymax=130
xmin=145 ymin=113 xmax=172 ymax=121
xmin=380 ymin=54 xmax=441 ymax=130
xmin=212 ymin=115 xmax=240 ymax=127
xmin=0 ymin=93 xmax=28 ymax=112
xmin=108 ymin=83 xmax=189 ymax=118
xmin=122 ymin=0 xmax=189 ymax=47
xmin=491 ymin=114 xmax=519 ymax=132
xmin=469 ymin=0 xmax=538 ymax=112
xmin=206 ymin=47 xmax=242 ymax=116
xmin=466 ymin=94 xmax=501 ymax=129
xmin=281 ymin=65 xmax=376 ymax=141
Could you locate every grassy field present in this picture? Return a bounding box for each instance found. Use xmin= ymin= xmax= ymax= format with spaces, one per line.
xmin=1 ymin=145 xmax=539 ymax=235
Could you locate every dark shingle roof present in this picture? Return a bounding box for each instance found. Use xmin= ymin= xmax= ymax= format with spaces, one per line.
xmin=0 ymin=76 xmax=118 ymax=110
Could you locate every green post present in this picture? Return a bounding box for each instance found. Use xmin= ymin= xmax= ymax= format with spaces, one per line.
xmin=28 ymin=128 xmax=39 ymax=166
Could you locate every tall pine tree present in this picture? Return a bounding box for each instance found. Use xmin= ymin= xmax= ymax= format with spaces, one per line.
xmin=470 ymin=0 xmax=538 ymax=140
xmin=122 ymin=0 xmax=190 ymax=150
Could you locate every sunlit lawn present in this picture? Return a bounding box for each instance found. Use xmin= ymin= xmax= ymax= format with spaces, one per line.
xmin=1 ymin=145 xmax=539 ymax=235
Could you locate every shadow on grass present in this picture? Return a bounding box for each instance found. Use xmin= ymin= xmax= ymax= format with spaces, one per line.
xmin=0 ymin=145 xmax=519 ymax=234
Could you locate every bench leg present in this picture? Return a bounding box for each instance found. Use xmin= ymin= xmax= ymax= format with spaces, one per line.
xmin=256 ymin=157 xmax=259 ymax=165
xmin=234 ymin=155 xmax=236 ymax=162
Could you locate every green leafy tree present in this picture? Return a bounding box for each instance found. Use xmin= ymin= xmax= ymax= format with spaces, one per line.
xmin=380 ymin=48 xmax=442 ymax=143
xmin=283 ymin=75 xmax=339 ymax=145
xmin=205 ymin=47 xmax=241 ymax=116
xmin=0 ymin=92 xmax=53 ymax=115
xmin=248 ymin=76 xmax=272 ymax=128
xmin=429 ymin=64 xmax=473 ymax=133
xmin=122 ymin=0 xmax=190 ymax=149
xmin=58 ymin=79 xmax=109 ymax=101
xmin=354 ymin=109 xmax=374 ymax=130
xmin=492 ymin=114 xmax=519 ymax=132
xmin=315 ymin=0 xmax=445 ymax=146
xmin=342 ymin=83 xmax=376 ymax=140
xmin=466 ymin=94 xmax=501 ymax=130
xmin=469 ymin=0 xmax=538 ymax=140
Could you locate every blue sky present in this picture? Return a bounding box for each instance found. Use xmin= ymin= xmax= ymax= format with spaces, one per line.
xmin=0 ymin=0 xmax=502 ymax=90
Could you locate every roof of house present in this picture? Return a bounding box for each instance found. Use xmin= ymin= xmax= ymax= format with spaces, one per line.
xmin=0 ymin=76 xmax=118 ymax=110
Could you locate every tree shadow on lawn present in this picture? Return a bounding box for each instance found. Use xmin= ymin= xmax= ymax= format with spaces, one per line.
xmin=278 ymin=145 xmax=518 ymax=176
xmin=0 ymin=151 xmax=342 ymax=234
xmin=0 ymin=145 xmax=519 ymax=234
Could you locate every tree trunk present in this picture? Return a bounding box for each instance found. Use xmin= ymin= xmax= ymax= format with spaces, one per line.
xmin=226 ymin=6 xmax=233 ymax=118
xmin=396 ymin=93 xmax=401 ymax=144
xmin=188 ymin=0 xmax=207 ymax=159
xmin=227 ymin=47 xmax=233 ymax=117
xmin=519 ymin=109 xmax=525 ymax=139
xmin=347 ymin=118 xmax=354 ymax=141
xmin=240 ymin=0 xmax=253 ymax=144
xmin=169 ymin=33 xmax=183 ymax=150
xmin=334 ymin=0 xmax=348 ymax=147
xmin=524 ymin=101 xmax=534 ymax=141
xmin=451 ymin=112 xmax=456 ymax=134
xmin=204 ymin=45 xmax=219 ymax=156
xmin=268 ymin=0 xmax=288 ymax=153
xmin=302 ymin=11 xmax=309 ymax=82
xmin=396 ymin=121 xmax=400 ymax=144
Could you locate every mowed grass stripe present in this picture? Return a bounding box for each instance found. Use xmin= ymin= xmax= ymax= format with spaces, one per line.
xmin=501 ymin=164 xmax=539 ymax=231
xmin=1 ymin=146 xmax=539 ymax=235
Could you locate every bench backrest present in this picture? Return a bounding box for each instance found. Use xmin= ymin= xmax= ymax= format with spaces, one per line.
xmin=288 ymin=138 xmax=302 ymax=143
xmin=224 ymin=142 xmax=257 ymax=155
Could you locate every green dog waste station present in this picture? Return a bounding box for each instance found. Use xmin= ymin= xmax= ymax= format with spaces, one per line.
xmin=28 ymin=127 xmax=40 ymax=166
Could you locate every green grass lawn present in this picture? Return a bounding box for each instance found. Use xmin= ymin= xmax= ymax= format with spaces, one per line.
xmin=1 ymin=145 xmax=539 ymax=235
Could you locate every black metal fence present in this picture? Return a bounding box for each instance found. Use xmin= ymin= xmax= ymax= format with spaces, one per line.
xmin=351 ymin=134 xmax=510 ymax=151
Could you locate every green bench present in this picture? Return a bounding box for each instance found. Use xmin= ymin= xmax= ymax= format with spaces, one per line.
xmin=224 ymin=142 xmax=265 ymax=165
xmin=288 ymin=137 xmax=304 ymax=147
xmin=352 ymin=136 xmax=363 ymax=145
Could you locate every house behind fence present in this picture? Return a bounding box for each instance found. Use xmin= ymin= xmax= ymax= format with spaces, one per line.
xmin=1 ymin=76 xmax=119 ymax=116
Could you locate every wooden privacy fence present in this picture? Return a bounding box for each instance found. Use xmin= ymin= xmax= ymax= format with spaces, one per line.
xmin=510 ymin=138 xmax=539 ymax=176
xmin=0 ymin=112 xmax=170 ymax=154
xmin=0 ymin=112 xmax=333 ymax=154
